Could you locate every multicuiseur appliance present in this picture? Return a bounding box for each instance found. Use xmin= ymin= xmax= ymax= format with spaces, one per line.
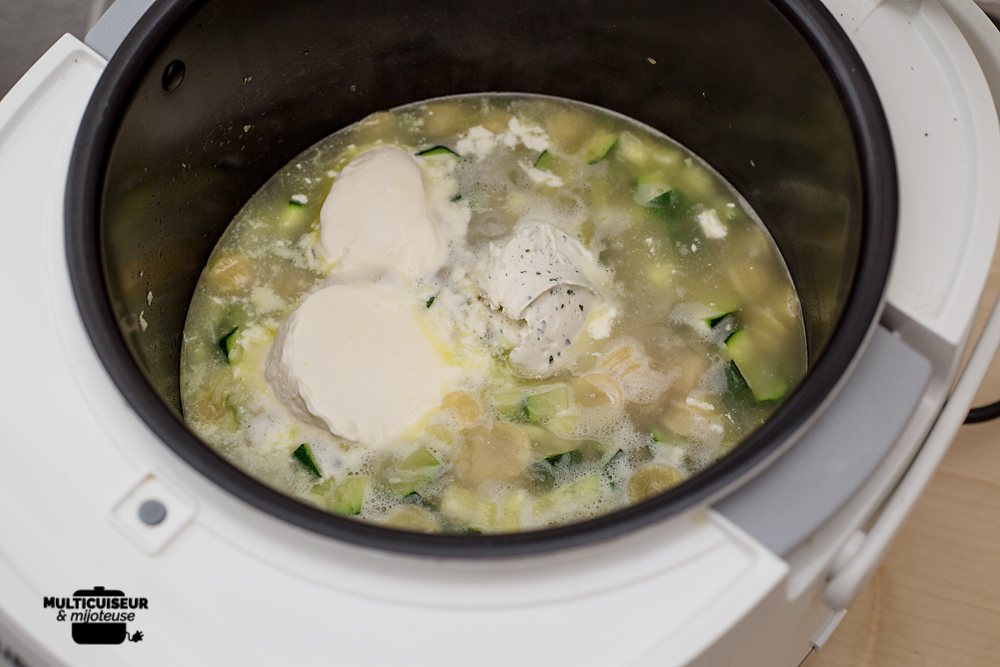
xmin=2 ymin=0 xmax=1000 ymax=664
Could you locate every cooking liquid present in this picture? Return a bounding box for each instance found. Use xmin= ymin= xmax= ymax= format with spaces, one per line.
xmin=179 ymin=94 xmax=807 ymax=533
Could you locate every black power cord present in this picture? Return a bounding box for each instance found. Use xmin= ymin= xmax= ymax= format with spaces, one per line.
xmin=966 ymin=400 xmax=1000 ymax=424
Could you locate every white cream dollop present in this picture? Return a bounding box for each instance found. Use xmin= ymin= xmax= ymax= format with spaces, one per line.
xmin=265 ymin=284 xmax=459 ymax=442
xmin=319 ymin=146 xmax=443 ymax=278
xmin=481 ymin=221 xmax=606 ymax=373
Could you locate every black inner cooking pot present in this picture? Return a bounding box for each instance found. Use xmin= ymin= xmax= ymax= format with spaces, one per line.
xmin=66 ymin=0 xmax=896 ymax=556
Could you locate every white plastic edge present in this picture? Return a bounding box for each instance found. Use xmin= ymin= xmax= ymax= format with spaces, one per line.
xmin=0 ymin=35 xmax=106 ymax=136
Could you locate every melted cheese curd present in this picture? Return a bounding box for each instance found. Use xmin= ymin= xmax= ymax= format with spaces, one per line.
xmin=180 ymin=94 xmax=806 ymax=534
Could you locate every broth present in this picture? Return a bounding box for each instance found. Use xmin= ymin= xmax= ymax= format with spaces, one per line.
xmin=179 ymin=94 xmax=806 ymax=533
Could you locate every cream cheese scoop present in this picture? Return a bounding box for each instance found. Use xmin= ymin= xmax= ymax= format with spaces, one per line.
xmin=481 ymin=222 xmax=606 ymax=373
xmin=265 ymin=284 xmax=459 ymax=442
xmin=319 ymin=145 xmax=444 ymax=279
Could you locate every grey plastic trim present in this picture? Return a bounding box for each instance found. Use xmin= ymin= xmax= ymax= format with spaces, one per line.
xmin=84 ymin=0 xmax=157 ymax=61
xmin=715 ymin=326 xmax=933 ymax=556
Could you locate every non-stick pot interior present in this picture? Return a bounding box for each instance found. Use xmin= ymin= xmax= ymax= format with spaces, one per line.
xmin=69 ymin=0 xmax=894 ymax=554
xmin=100 ymin=0 xmax=864 ymax=410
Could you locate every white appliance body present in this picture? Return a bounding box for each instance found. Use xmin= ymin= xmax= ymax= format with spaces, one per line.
xmin=1 ymin=1 xmax=999 ymax=666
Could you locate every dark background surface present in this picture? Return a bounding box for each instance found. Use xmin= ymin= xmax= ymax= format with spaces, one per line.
xmin=0 ymin=0 xmax=110 ymax=97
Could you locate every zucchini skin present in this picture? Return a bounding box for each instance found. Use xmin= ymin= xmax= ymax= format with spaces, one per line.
xmin=725 ymin=330 xmax=788 ymax=402
xmin=529 ymin=449 xmax=584 ymax=489
xmin=218 ymin=327 xmax=239 ymax=363
xmin=416 ymin=145 xmax=459 ymax=157
xmin=292 ymin=443 xmax=322 ymax=477
xmin=580 ymin=130 xmax=618 ymax=164
xmin=646 ymin=188 xmax=692 ymax=222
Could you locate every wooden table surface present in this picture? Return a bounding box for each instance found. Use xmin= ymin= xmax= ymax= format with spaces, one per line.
xmin=804 ymin=240 xmax=1000 ymax=666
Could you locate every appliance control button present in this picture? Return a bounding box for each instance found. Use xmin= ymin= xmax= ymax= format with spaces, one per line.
xmin=138 ymin=499 xmax=167 ymax=526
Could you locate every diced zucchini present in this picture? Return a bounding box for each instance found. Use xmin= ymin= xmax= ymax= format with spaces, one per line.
xmin=329 ymin=476 xmax=370 ymax=515
xmin=402 ymin=491 xmax=433 ymax=508
xmin=218 ymin=326 xmax=239 ymax=363
xmin=616 ymin=132 xmax=652 ymax=165
xmin=416 ymin=145 xmax=459 ymax=158
xmin=495 ymin=391 xmax=528 ymax=423
xmin=440 ymin=487 xmax=496 ymax=532
xmin=390 ymin=477 xmax=435 ymax=496
xmin=389 ymin=446 xmax=441 ymax=496
xmin=650 ymin=426 xmax=680 ymax=445
xmin=292 ymin=443 xmax=321 ymax=477
xmin=725 ymin=329 xmax=788 ymax=401
xmin=529 ymin=449 xmax=584 ymax=489
xmin=602 ymin=449 xmax=628 ymax=490
xmin=648 ymin=428 xmax=689 ymax=465
xmin=525 ymin=386 xmax=570 ymax=423
xmin=390 ymin=473 xmax=437 ymax=497
xmin=707 ymin=310 xmax=737 ymax=328
xmin=724 ymin=327 xmax=746 ymax=348
xmin=521 ymin=424 xmax=585 ymax=461
xmin=705 ymin=310 xmax=739 ymax=340
xmin=604 ymin=448 xmax=626 ymax=467
xmin=534 ymin=474 xmax=601 ymax=514
xmin=724 ymin=360 xmax=754 ymax=404
xmin=500 ymin=490 xmax=528 ymax=532
xmin=546 ymin=449 xmax=584 ymax=466
xmin=646 ymin=188 xmax=692 ymax=222
xmin=399 ymin=446 xmax=440 ymax=471
xmin=533 ymin=150 xmax=575 ymax=181
xmin=534 ymin=150 xmax=555 ymax=170
xmin=579 ymin=130 xmax=618 ymax=164
xmin=634 ymin=172 xmax=672 ymax=203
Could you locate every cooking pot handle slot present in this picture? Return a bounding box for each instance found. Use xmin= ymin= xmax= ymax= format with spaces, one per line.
xmin=824 ymin=283 xmax=1000 ymax=610
xmin=84 ymin=0 xmax=156 ymax=61
xmin=715 ymin=326 xmax=932 ymax=558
